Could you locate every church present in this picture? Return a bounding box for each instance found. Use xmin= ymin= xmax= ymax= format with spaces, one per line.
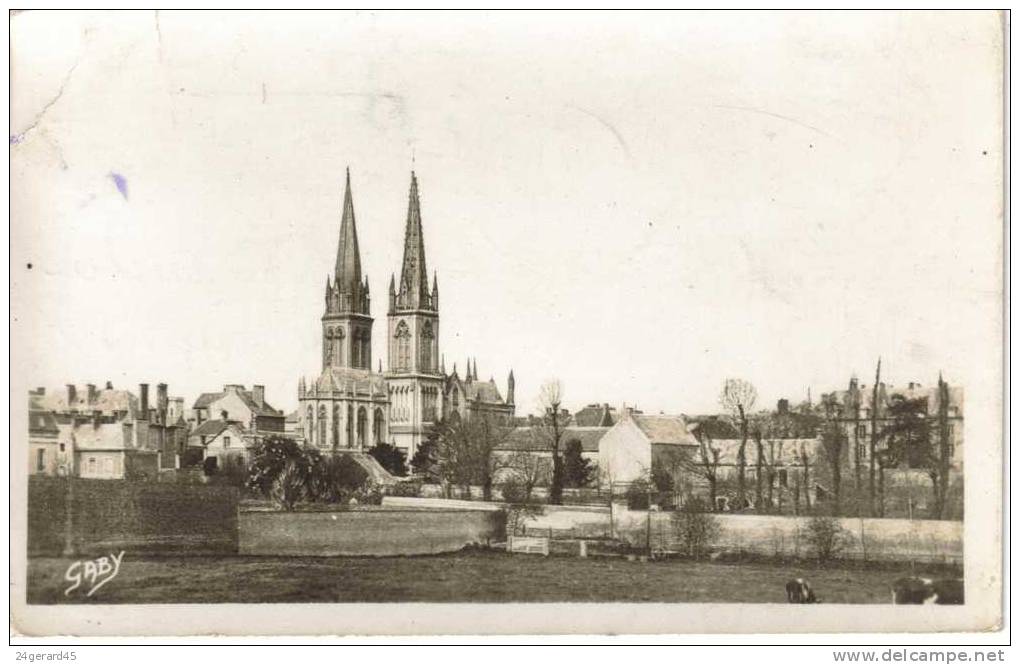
xmin=297 ymin=170 xmax=515 ymax=461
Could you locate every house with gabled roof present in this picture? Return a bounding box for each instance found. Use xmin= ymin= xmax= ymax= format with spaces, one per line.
xmin=192 ymin=384 xmax=285 ymax=435
xmin=597 ymin=411 xmax=699 ymax=490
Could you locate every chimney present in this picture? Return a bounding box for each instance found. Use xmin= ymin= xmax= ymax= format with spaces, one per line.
xmin=86 ymin=383 xmax=97 ymax=404
xmin=139 ymin=383 xmax=149 ymax=421
xmin=157 ymin=383 xmax=168 ymax=424
xmin=66 ymin=384 xmax=77 ymax=407
xmin=105 ymin=380 xmax=113 ymax=390
xmin=253 ymin=385 xmax=265 ymax=408
xmin=777 ymin=398 xmax=790 ymax=415
xmin=35 ymin=387 xmax=45 ymax=396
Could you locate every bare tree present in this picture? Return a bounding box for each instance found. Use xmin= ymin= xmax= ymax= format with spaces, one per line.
xmin=537 ymin=380 xmax=567 ymax=505
xmin=759 ymin=421 xmax=787 ymax=513
xmin=505 ymin=444 xmax=550 ymax=501
xmin=719 ymin=378 xmax=757 ymax=508
xmin=682 ymin=425 xmax=722 ymax=511
xmin=868 ymin=358 xmax=881 ymax=516
xmin=798 ymin=441 xmax=813 ymax=513
xmin=820 ymin=396 xmax=847 ymax=516
xmin=931 ymin=373 xmax=954 ymax=519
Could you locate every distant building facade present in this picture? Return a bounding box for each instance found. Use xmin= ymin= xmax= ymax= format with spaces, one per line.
xmin=821 ymin=377 xmax=964 ymax=471
xmin=30 ymin=382 xmax=186 ymax=478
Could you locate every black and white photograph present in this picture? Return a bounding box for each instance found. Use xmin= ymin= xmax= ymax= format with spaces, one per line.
xmin=9 ymin=9 xmax=1005 ymax=638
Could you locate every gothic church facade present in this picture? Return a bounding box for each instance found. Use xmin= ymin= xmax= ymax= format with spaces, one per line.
xmin=298 ymin=170 xmax=515 ymax=460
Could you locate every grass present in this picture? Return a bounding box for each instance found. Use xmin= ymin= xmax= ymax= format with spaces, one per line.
xmin=26 ymin=549 xmax=950 ymax=604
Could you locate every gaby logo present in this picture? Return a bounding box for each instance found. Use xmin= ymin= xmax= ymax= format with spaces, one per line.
xmin=64 ymin=551 xmax=125 ymax=597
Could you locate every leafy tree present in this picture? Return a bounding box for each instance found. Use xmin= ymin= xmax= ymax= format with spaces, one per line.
xmin=562 ymin=439 xmax=595 ymax=488
xmin=307 ymin=453 xmax=369 ymax=504
xmin=271 ymin=460 xmax=306 ymax=511
xmin=410 ymin=435 xmax=440 ymax=481
xmin=367 ymin=442 xmax=408 ymax=477
xmin=246 ymin=435 xmax=303 ymax=496
xmin=719 ymin=378 xmax=757 ymax=508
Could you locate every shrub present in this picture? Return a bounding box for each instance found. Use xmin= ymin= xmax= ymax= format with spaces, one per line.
xmin=804 ymin=515 xmax=851 ymax=562
xmin=246 ymin=436 xmax=304 ymax=496
xmin=625 ymin=479 xmax=652 ymax=510
xmin=307 ymin=453 xmax=370 ymax=504
xmin=671 ymin=496 xmax=721 ymax=558
xmin=270 ymin=460 xmax=306 ymax=511
xmin=500 ymin=477 xmax=545 ymax=536
xmin=386 ymin=481 xmax=422 ymax=498
xmin=367 ymin=443 xmax=408 ymax=477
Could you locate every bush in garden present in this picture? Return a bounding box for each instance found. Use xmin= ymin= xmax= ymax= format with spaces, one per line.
xmin=805 ymin=514 xmax=851 ymax=562
xmin=386 ymin=481 xmax=422 ymax=497
xmin=246 ymin=436 xmax=304 ymax=497
xmin=626 ymin=478 xmax=653 ymax=510
xmin=671 ymin=496 xmax=722 ymax=558
xmin=270 ymin=460 xmax=306 ymax=511
xmin=500 ymin=477 xmax=545 ymax=536
xmin=307 ymin=453 xmax=370 ymax=504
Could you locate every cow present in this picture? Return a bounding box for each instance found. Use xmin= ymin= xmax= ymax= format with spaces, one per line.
xmin=786 ymin=578 xmax=818 ymax=603
xmin=891 ymin=577 xmax=964 ymax=605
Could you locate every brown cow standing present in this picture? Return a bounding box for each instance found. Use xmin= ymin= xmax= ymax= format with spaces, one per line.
xmin=891 ymin=577 xmax=964 ymax=605
xmin=786 ymin=578 xmax=818 ymax=603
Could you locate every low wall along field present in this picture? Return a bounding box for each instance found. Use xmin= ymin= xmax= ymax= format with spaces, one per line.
xmin=240 ymin=508 xmax=505 ymax=557
xmin=28 ymin=477 xmax=239 ymax=556
xmin=520 ymin=505 xmax=962 ymax=564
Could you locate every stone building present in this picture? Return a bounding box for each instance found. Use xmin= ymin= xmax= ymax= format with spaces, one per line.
xmin=821 ymin=376 xmax=964 ymax=471
xmin=298 ymin=170 xmax=515 ymax=461
xmin=30 ymin=382 xmax=186 ymax=477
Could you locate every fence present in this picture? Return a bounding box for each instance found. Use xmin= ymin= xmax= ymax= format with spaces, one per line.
xmin=28 ymin=476 xmax=239 ymax=557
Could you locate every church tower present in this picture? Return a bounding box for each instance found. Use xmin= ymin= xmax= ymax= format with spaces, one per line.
xmin=386 ymin=172 xmax=443 ymax=458
xmin=299 ymin=169 xmax=389 ymax=453
xmin=322 ymin=168 xmax=373 ymax=370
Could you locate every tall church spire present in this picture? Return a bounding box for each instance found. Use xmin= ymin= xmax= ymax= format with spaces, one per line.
xmin=334 ymin=167 xmax=363 ymax=294
xmin=396 ymin=171 xmax=432 ymax=310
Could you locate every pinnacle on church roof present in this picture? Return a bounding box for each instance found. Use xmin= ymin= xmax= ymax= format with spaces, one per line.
xmin=334 ymin=167 xmax=363 ymax=294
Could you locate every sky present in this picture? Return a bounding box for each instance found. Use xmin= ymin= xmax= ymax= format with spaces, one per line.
xmin=11 ymin=11 xmax=1003 ymax=418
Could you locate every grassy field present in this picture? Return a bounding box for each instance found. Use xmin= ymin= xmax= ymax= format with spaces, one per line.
xmin=26 ymin=550 xmax=954 ymax=604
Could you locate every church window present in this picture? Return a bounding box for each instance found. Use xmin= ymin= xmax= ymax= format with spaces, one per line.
xmin=357 ymin=408 xmax=367 ymax=448
xmin=395 ymin=321 xmax=411 ymax=370
xmin=420 ymin=321 xmax=434 ymax=371
xmin=318 ymin=405 xmax=327 ymax=448
xmin=332 ymin=405 xmax=340 ymax=448
xmin=352 ymin=330 xmax=361 ymax=368
xmin=373 ymin=408 xmax=384 ymax=445
xmin=306 ymin=406 xmax=314 ymax=442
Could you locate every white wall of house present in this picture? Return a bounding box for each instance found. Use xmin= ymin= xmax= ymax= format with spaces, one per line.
xmin=202 ymin=392 xmax=256 ymax=426
xmin=202 ymin=425 xmax=252 ymax=464
xmin=597 ymin=418 xmax=651 ymax=487
xmin=77 ymin=451 xmax=125 ymax=479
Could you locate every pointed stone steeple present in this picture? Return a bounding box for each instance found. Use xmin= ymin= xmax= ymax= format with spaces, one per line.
xmin=507 ymin=369 xmax=515 ymax=405
xmin=395 ymin=171 xmax=433 ymax=311
xmin=334 ymin=167 xmax=363 ymax=294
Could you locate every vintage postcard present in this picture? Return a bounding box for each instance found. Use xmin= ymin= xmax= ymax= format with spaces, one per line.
xmin=9 ymin=10 xmax=1005 ymax=637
